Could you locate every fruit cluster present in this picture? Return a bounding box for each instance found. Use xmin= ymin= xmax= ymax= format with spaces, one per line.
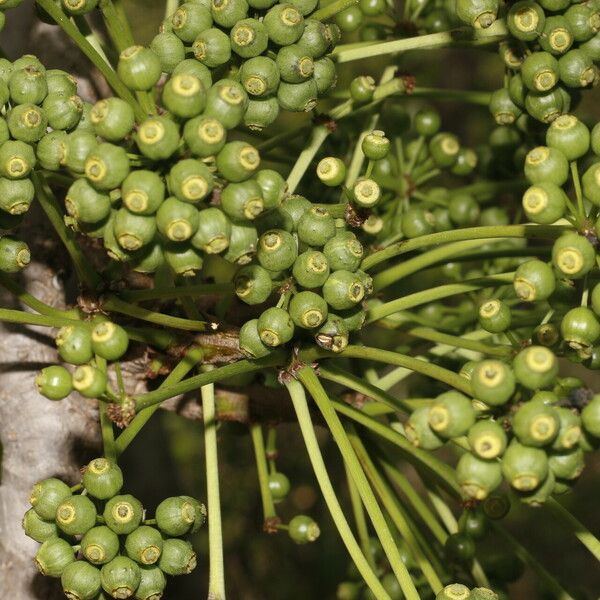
xmin=0 ymin=54 xmax=90 ymax=270
xmin=36 ymin=318 xmax=130 ymax=401
xmin=457 ymin=0 xmax=600 ymax=125
xmin=24 ymin=457 xmax=205 ymax=600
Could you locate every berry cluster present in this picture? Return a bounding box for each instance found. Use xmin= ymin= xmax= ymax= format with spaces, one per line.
xmin=456 ymin=0 xmax=600 ymax=125
xmin=435 ymin=583 xmax=502 ymax=600
xmin=24 ymin=458 xmax=205 ymax=600
xmin=36 ymin=319 xmax=130 ymax=401
xmin=0 ymin=54 xmax=90 ymax=271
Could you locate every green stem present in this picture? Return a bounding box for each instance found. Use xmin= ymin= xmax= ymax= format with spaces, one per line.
xmin=32 ymin=172 xmax=101 ymax=290
xmin=348 ymin=429 xmax=444 ymax=595
xmin=407 ymin=326 xmax=512 ymax=358
xmin=202 ymin=373 xmax=226 ymax=600
xmin=345 ymin=463 xmax=375 ymax=569
xmin=332 ymin=21 xmax=508 ymax=63
xmin=285 ymin=378 xmax=392 ymax=600
xmin=340 ymin=345 xmax=471 ymax=394
xmin=250 ymin=423 xmax=278 ymax=522
xmin=165 ymin=0 xmax=179 ymax=18
xmin=0 ymin=307 xmax=78 ymax=328
xmin=102 ymin=295 xmax=213 ymax=331
xmin=34 ymin=0 xmax=144 ymax=120
xmin=286 ymin=127 xmax=330 ymax=194
xmin=570 ymin=161 xmax=585 ymax=221
xmin=120 ymin=283 xmax=233 ymax=302
xmin=312 ymin=0 xmax=358 ymax=20
xmin=546 ymin=499 xmax=600 ymax=562
xmin=408 ymin=87 xmax=492 ymax=105
xmin=367 ymin=273 xmax=515 ymax=322
xmin=98 ymin=0 xmax=135 ymax=51
xmin=96 ymin=356 xmax=116 ymax=461
xmin=297 ymin=368 xmax=421 ymax=600
xmin=114 ymin=346 xmax=205 ymax=455
xmin=362 ymin=224 xmax=569 ymax=271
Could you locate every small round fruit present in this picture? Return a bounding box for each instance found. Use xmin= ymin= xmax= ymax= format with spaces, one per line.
xmin=100 ymin=556 xmax=141 ymax=599
xmin=22 ymin=508 xmax=59 ymax=542
xmin=81 ymin=526 xmax=120 ymax=565
xmin=35 ymin=537 xmax=76 ymax=578
xmin=513 ymin=259 xmax=556 ymax=301
xmin=513 ymin=346 xmax=558 ymax=390
xmin=103 ymin=494 xmax=143 ymax=535
xmin=83 ymin=458 xmax=123 ymax=500
xmin=55 ymin=494 xmax=97 ymax=536
xmin=288 ymin=515 xmax=320 ymax=544
xmin=158 ymin=539 xmax=197 ymax=575
xmin=456 ymin=452 xmax=502 ymax=500
xmin=502 ymin=441 xmax=549 ymax=491
xmin=428 ymin=391 xmax=476 ymax=439
xmin=468 ymin=420 xmax=507 ymax=459
xmin=471 ymin=360 xmax=515 ymax=406
xmin=405 ymin=407 xmax=444 ymax=450
xmin=257 ymin=306 xmax=295 ymax=347
xmin=35 ymin=365 xmax=73 ymax=401
xmin=268 ymin=472 xmax=290 ymax=501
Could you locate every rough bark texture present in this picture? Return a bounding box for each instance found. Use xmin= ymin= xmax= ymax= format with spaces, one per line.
xmin=0 ymin=9 xmax=103 ymax=598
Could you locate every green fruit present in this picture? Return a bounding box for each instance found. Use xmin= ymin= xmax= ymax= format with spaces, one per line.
xmin=405 ymin=407 xmax=444 ymax=450
xmin=458 ymin=507 xmax=488 ymax=540
xmin=524 ymin=146 xmax=569 ymax=186
xmin=101 ymin=556 xmax=141 ymax=599
xmin=502 ymin=441 xmax=549 ymax=491
xmin=7 ymin=103 xmax=47 ymax=143
xmin=289 ymin=290 xmax=328 ymax=329
xmin=507 ymin=0 xmax=544 ymax=41
xmin=297 ymin=19 xmax=330 ymax=58
xmin=513 ymin=400 xmax=559 ymax=447
xmin=171 ymin=1 xmax=213 ymax=42
xmin=56 ymin=324 xmax=93 ymax=365
xmin=117 ymin=46 xmax=162 ymax=91
xmin=436 ymin=583 xmax=472 ymax=600
xmin=428 ymin=390 xmax=476 ymax=439
xmin=522 ymin=182 xmax=567 ymax=224
xmin=205 ymin=80 xmax=248 ymax=130
xmin=513 ymin=346 xmax=558 ymax=390
xmin=72 ymin=364 xmax=107 ymax=398
xmin=316 ymin=156 xmax=346 ymax=187
xmin=65 ymin=179 xmax=111 ymax=224
xmin=60 ymin=560 xmax=101 ymax=600
xmin=513 ymin=259 xmax=556 ymax=301
xmin=122 ymin=170 xmax=165 ymax=216
xmin=401 ymin=207 xmax=435 ymax=238
xmin=239 ymin=318 xmax=272 ymax=358
xmin=456 ymin=452 xmax=502 ymax=500
xmin=221 ymin=180 xmax=264 ymax=221
xmin=525 ymin=88 xmax=565 ymax=123
xmin=103 ymin=494 xmax=143 ymax=535
xmin=9 ymin=66 xmax=47 ymax=105
xmin=156 ymin=496 xmax=200 ymax=536
xmin=456 ymin=0 xmax=498 ymax=28
xmin=549 ymin=448 xmax=585 ymax=480
xmin=583 ymin=161 xmax=600 ymax=205
xmin=0 ymin=140 xmax=36 ymax=179
xmin=235 ymin=264 xmax=272 ymax=305
xmin=164 ymin=244 xmax=204 ymax=277
xmin=64 ymin=130 xmax=97 ymax=174
xmin=162 ymin=73 xmax=206 ymax=118
xmin=30 ymin=478 xmax=72 ymax=521
xmin=158 ymin=539 xmax=197 ymax=575
xmin=277 ymin=79 xmax=318 ymax=112
xmin=231 ymin=18 xmax=268 ymax=58
xmin=191 ymin=207 xmax=231 ymax=254
xmin=36 ymin=130 xmax=67 ymax=171
xmin=193 ymin=28 xmax=232 ymax=68
xmin=552 ymin=407 xmax=582 ymax=451
xmin=429 ymin=132 xmax=460 ymax=167
xmin=335 ymin=5 xmax=362 ymax=32
xmin=83 ymin=457 xmax=123 ymax=499
xmin=136 ymin=116 xmax=180 ymax=161
xmin=35 ymin=537 xmax=76 ymax=578
xmin=546 ymin=114 xmax=590 ymax=160
xmin=211 ymin=0 xmax=249 ymax=27
xmin=0 ymin=235 xmax=30 ymax=272
xmin=217 ymin=141 xmax=260 ymax=182
xmin=552 ymin=232 xmax=595 ymax=279
xmin=85 ymin=143 xmax=130 ymax=191
xmin=315 ymin=314 xmax=349 ymax=352
xmin=288 ymin=515 xmax=320 ymax=544
xmin=350 ymin=75 xmax=375 ymax=103
xmin=46 ymin=68 xmax=77 ymax=95
xmin=223 ymin=221 xmax=258 ymax=264
xmin=169 ymin=158 xmax=213 ymax=204
xmin=255 ymin=169 xmax=286 ymax=209
xmin=125 ymin=526 xmax=163 ymax=565
xmin=150 ymin=31 xmax=186 ymax=73
xmin=240 ymin=57 xmax=280 ymax=98
xmin=489 ymin=88 xmax=522 ymax=125
xmin=445 ymin=531 xmax=476 ymax=564
xmin=559 ymin=49 xmax=596 ymax=87
xmin=582 ymin=394 xmax=600 ymax=437
xmin=539 ymin=15 xmax=574 ymax=55
xmin=268 ymin=472 xmax=290 ymax=501
xmin=257 ymin=306 xmax=295 ymax=346
xmin=292 ymin=249 xmax=330 ymax=288
xmin=322 ymin=270 xmax=365 ymax=310
xmin=561 ymin=306 xmax=600 ymax=351
xmin=468 ymin=420 xmax=507 ymax=459
xmin=482 ymin=494 xmax=510 ymax=519
xmin=156 ymin=196 xmax=199 ymax=242
xmin=522 ymin=52 xmax=559 ymax=93
xmin=478 ymin=299 xmax=511 ymax=333
xmin=135 ymin=566 xmax=167 ymax=600
xmin=297 ymin=206 xmax=336 ymax=246
xmin=183 ymin=115 xmax=227 ymax=158
xmin=55 ymin=494 xmax=97 ymax=536
xmin=471 ymin=360 xmax=515 ymax=406
xmin=257 ymin=229 xmax=297 ymax=271
xmin=172 ymin=58 xmax=213 ymax=91
xmin=22 ymin=508 xmax=59 ymax=542
xmin=323 ymin=232 xmax=362 ymax=272
xmin=264 ymin=3 xmax=304 ymax=45
xmin=81 ymin=526 xmax=120 ymax=565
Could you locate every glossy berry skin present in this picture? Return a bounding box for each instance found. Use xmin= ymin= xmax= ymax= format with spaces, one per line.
xmin=81 ymin=526 xmax=120 ymax=565
xmin=401 ymin=207 xmax=435 ymax=238
xmin=257 ymin=307 xmax=295 ymax=347
xmin=561 ymin=306 xmax=600 ymax=351
xmin=91 ymin=98 xmax=134 ymax=142
xmin=91 ymin=321 xmax=129 ymax=361
xmin=350 ymin=75 xmax=375 ymax=103
xmin=456 ymin=452 xmax=502 ymax=500
xmin=71 ymin=363 xmax=106 ymax=398
xmin=30 ymin=477 xmax=72 ymax=521
xmin=150 ymin=32 xmax=186 ymax=73
xmin=35 ymin=537 xmax=76 ymax=578
xmin=117 ymin=46 xmax=161 ymax=91
xmin=156 ymin=496 xmax=199 ymax=536
xmin=60 ymin=560 xmax=101 ymax=600
xmin=549 ymin=448 xmax=585 ymax=480
xmin=193 ymin=28 xmax=231 ymax=68
xmin=471 ymin=360 xmax=515 ymax=406
xmin=239 ymin=319 xmax=272 ymax=359
xmin=35 ymin=365 xmax=72 ymax=401
xmin=582 ymin=394 xmax=600 ymax=437
xmin=524 ymin=146 xmax=569 ymax=186
xmin=362 ymin=130 xmax=390 ymax=160
xmin=429 ymin=132 xmax=460 ymax=167
xmin=546 ymin=114 xmax=590 ymax=160
xmin=414 ymin=108 xmax=441 ymax=136
xmin=136 ymin=566 xmax=167 ymax=600
xmin=217 ymin=141 xmax=260 ymax=182
xmin=513 ymin=259 xmax=556 ymax=302
xmin=56 ymin=324 xmax=93 ymax=365
xmin=288 ymin=515 xmax=320 ymax=544
xmin=513 ymin=346 xmax=558 ymax=390
xmin=507 ymin=1 xmax=544 ymax=41
xmin=513 ymin=400 xmax=560 ymax=447
xmin=445 ymin=532 xmax=476 ymax=564
xmin=428 ymin=391 xmax=476 ymax=439
xmin=521 ymin=52 xmax=560 ymax=92
xmin=162 ymin=74 xmax=206 ymax=118
xmin=289 ymin=290 xmax=328 ymax=329
xmin=183 ymin=115 xmax=226 ymax=158
xmin=522 ymin=182 xmax=567 ymax=224
xmin=482 ymin=494 xmax=510 ymax=520
xmin=235 ymin=264 xmax=272 ymax=305
xmin=55 ymin=494 xmax=97 ymax=536
xmin=583 ymin=162 xmax=600 ymax=205
xmin=122 ymin=170 xmax=165 ymax=215
xmin=552 ymin=232 xmax=595 ymax=280
xmin=100 ymin=556 xmax=142 ymax=599
xmin=478 ymin=299 xmax=511 ymax=333
xmin=103 ymin=494 xmax=143 ymax=535
xmin=83 ymin=457 xmax=123 ymax=500
xmin=502 ymin=441 xmax=549 ymax=492
xmin=158 ymin=539 xmax=197 ymax=575
xmin=136 ymin=116 xmax=180 ymax=161
xmin=22 ymin=507 xmax=59 ymax=543
xmin=458 ymin=507 xmax=488 ymax=540
xmin=405 ymin=407 xmax=444 ymax=450
xmin=124 ymin=526 xmax=163 ymax=565
xmin=559 ymin=49 xmax=596 ymax=87
xmin=468 ymin=419 xmax=507 ymax=459
xmin=323 ymin=270 xmax=365 ymax=310
xmin=293 ymin=249 xmax=330 ymax=288
xmin=268 ymin=472 xmax=291 ymax=502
